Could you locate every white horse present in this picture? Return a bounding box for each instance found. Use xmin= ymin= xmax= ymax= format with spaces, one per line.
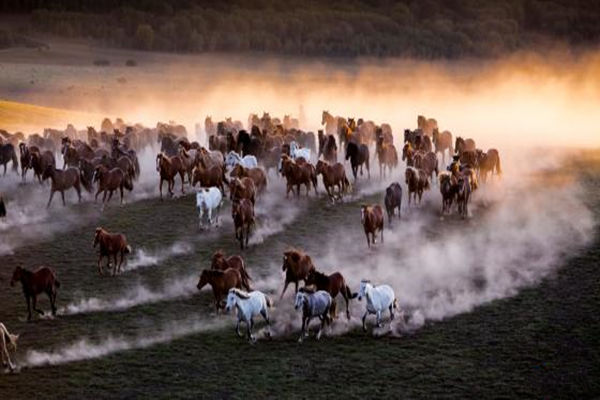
xmin=357 ymin=279 xmax=397 ymax=332
xmin=225 ymin=288 xmax=271 ymax=342
xmin=225 ymin=151 xmax=258 ymax=169
xmin=196 ymin=187 xmax=223 ymax=228
xmin=290 ymin=141 xmax=311 ymax=161
xmin=0 ymin=322 xmax=19 ymax=372
xmin=294 ymin=289 xmax=332 ymax=342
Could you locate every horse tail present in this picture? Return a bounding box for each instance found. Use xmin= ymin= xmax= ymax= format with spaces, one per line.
xmin=496 ymin=156 xmax=502 ymax=175
xmin=125 ymin=245 xmax=132 ymax=254
xmin=393 ymin=298 xmax=398 ymax=309
xmin=266 ymin=296 xmax=273 ymax=308
xmin=345 ymin=285 xmax=358 ymax=299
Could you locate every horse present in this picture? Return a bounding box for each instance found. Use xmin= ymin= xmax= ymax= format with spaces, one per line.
xmin=405 ymin=167 xmax=430 ymax=206
xmin=230 ymin=164 xmax=267 ymax=193
xmin=18 ymin=143 xmax=34 ymax=181
xmin=42 ymin=166 xmax=82 ymax=208
xmin=456 ymin=175 xmax=471 ymax=218
xmin=211 ymin=251 xmax=252 ymax=289
xmin=439 ymin=172 xmax=458 ymax=215
xmin=93 ymin=165 xmax=133 ymax=205
xmin=455 ymin=137 xmax=476 ymax=155
xmin=156 ymin=153 xmax=186 ymax=200
xmin=477 ymin=149 xmax=502 ymax=183
xmin=197 ymin=268 xmax=245 ymax=313
xmin=294 ymin=288 xmax=333 ymax=342
xmin=305 ymin=270 xmax=356 ymax=320
xmin=417 ymin=115 xmax=438 ymax=136
xmin=279 ymin=155 xmax=317 ymax=198
xmin=225 ymin=151 xmax=258 ymax=169
xmin=361 ymin=204 xmax=384 ymax=248
xmin=357 ymin=279 xmax=397 ymax=332
xmin=93 ymin=227 xmax=132 ymax=276
xmin=196 ymin=187 xmax=223 ymax=228
xmin=232 ymin=198 xmax=255 ymax=250
xmin=318 ymin=131 xmax=338 ymax=163
xmin=315 ymin=160 xmax=350 ymax=202
xmin=289 ymin=141 xmax=311 ymax=162
xmin=0 ymin=322 xmax=19 ymax=371
xmin=225 ymin=289 xmax=272 ymax=342
xmin=345 ymin=141 xmax=370 ymax=180
xmin=384 ymin=182 xmax=402 ymax=225
xmin=459 ymin=150 xmax=478 ymax=168
xmin=321 ymin=110 xmax=340 ymax=136
xmin=197 ymin=147 xmax=225 ymax=170
xmin=61 ymin=140 xmax=81 ymax=169
xmin=375 ymin=136 xmax=398 ymax=179
xmin=280 ymin=249 xmax=316 ymax=299
xmin=236 ymin=130 xmax=263 ymax=158
xmin=10 ymin=266 xmax=60 ymax=321
xmin=0 ymin=143 xmax=18 ymax=176
xmin=432 ymin=129 xmax=453 ymax=164
xmin=229 ymin=177 xmax=256 ymax=206
xmin=414 ymin=151 xmax=439 ymax=183
xmin=192 ymin=163 xmax=226 ymax=194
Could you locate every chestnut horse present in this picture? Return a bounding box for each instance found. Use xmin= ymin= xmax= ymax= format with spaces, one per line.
xmin=93 ymin=165 xmax=133 ymax=205
xmin=230 ymin=164 xmax=267 ymax=193
xmin=477 ymin=149 xmax=502 ymax=183
xmin=405 ymin=167 xmax=430 ymax=206
xmin=10 ymin=266 xmax=60 ymax=321
xmin=305 ymin=269 xmax=357 ymax=319
xmin=42 ymin=166 xmax=82 ymax=208
xmin=280 ymin=249 xmax=316 ymax=299
xmin=361 ymin=204 xmax=384 ymax=248
xmin=197 ymin=268 xmax=245 ymax=313
xmin=156 ymin=153 xmax=186 ymax=199
xmin=315 ymin=160 xmax=350 ymax=202
xmin=211 ymin=251 xmax=252 ymax=289
xmin=31 ymin=150 xmax=55 ymax=184
xmin=375 ymin=136 xmax=398 ymax=179
xmin=229 ymin=177 xmax=257 ymax=206
xmin=402 ymin=142 xmax=415 ymax=167
xmin=280 ymin=155 xmax=318 ymax=197
xmin=232 ymin=198 xmax=255 ymax=250
xmin=192 ymin=163 xmax=226 ymax=193
xmin=414 ymin=151 xmax=439 ymax=183
xmin=93 ymin=227 xmax=132 ymax=275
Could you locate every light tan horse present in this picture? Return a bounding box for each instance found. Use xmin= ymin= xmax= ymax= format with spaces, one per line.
xmin=0 ymin=322 xmax=19 ymax=371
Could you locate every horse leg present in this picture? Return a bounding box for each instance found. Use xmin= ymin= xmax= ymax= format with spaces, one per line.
xmin=261 ymin=308 xmax=271 ymax=338
xmin=107 ymin=190 xmax=114 ymax=203
xmin=61 ymin=190 xmax=66 ymax=206
xmin=159 ymin=178 xmax=163 ymax=200
xmin=46 ymin=190 xmax=55 ymax=208
xmin=25 ymin=295 xmax=32 ymax=321
xmin=298 ymin=316 xmax=306 ymax=343
xmin=389 ymin=304 xmax=395 ymax=322
xmin=365 ymin=231 xmax=370 ymax=248
xmin=376 ymin=310 xmax=382 ymax=328
xmin=32 ymin=295 xmax=44 ymax=316
xmin=280 ymin=279 xmax=290 ymax=300
xmin=118 ymin=251 xmax=124 ymax=274
xmin=180 ymin=172 xmax=185 ymax=194
xmin=235 ymin=319 xmax=243 ymax=338
xmin=245 ymin=224 xmax=250 ymax=248
xmin=112 ymin=253 xmax=118 ymax=276
xmin=46 ymin=288 xmax=56 ymax=316
xmin=362 ymin=311 xmax=368 ymax=332
xmin=248 ymin=318 xmax=255 ymax=342
xmin=316 ymin=316 xmax=326 ymax=340
xmin=119 ymin=186 xmax=124 ymax=204
xmin=381 ymin=227 xmax=384 ymax=244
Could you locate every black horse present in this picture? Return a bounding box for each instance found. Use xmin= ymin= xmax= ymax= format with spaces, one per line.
xmin=237 ymin=130 xmax=263 ymax=158
xmin=0 ymin=143 xmax=19 ymax=176
xmin=345 ymin=141 xmax=370 ymax=180
xmin=384 ymin=182 xmax=402 ymax=225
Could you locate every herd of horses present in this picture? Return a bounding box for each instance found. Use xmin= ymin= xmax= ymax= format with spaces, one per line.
xmin=1 ymin=112 xmax=503 ymax=370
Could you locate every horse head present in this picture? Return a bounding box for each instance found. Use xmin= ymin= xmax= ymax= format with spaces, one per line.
xmin=294 ymin=291 xmax=307 ymax=310
xmin=282 ymin=250 xmax=301 ymax=272
xmin=93 ymin=227 xmax=104 ymax=248
xmin=10 ymin=266 xmax=23 ymax=287
xmin=357 ymin=279 xmax=371 ymax=301
xmin=197 ymin=270 xmax=210 ymax=291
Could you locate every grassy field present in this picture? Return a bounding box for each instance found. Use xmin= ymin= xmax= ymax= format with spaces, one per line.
xmin=0 ymin=152 xmax=598 ymax=399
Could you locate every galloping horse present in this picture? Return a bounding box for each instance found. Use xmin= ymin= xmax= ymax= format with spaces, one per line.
xmin=42 ymin=166 xmax=82 ymax=208
xmin=315 ymin=160 xmax=350 ymax=202
xmin=10 ymin=266 xmax=60 ymax=321
xmin=280 ymin=249 xmax=316 ymax=299
xmin=439 ymin=172 xmax=458 ymax=215
xmin=211 ymin=251 xmax=252 ymax=289
xmin=93 ymin=165 xmax=133 ymax=205
xmin=0 ymin=143 xmax=18 ymax=176
xmin=361 ymin=204 xmax=384 ymax=248
xmin=357 ymin=279 xmax=397 ymax=332
xmin=375 ymin=136 xmax=398 ymax=179
xmin=232 ymin=198 xmax=255 ymax=250
xmin=346 ymin=141 xmax=370 ymax=180
xmin=305 ymin=269 xmax=357 ymax=319
xmin=280 ymin=155 xmax=317 ymax=198
xmin=384 ymin=182 xmax=402 ymax=225
xmin=93 ymin=227 xmax=132 ymax=276
xmin=432 ymin=129 xmax=453 ymax=164
xmin=225 ymin=289 xmax=272 ymax=342
xmin=197 ymin=268 xmax=245 ymax=313
xmin=196 ymin=187 xmax=223 ymax=228
xmin=230 ymin=164 xmax=267 ymax=193
xmin=477 ymin=149 xmax=502 ymax=183
xmin=294 ymin=288 xmax=333 ymax=342
xmin=156 ymin=153 xmax=186 ymax=199
xmin=405 ymin=167 xmax=430 ymax=206
xmin=0 ymin=322 xmax=19 ymax=371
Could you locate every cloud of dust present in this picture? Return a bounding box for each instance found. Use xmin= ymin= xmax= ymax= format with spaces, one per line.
xmin=127 ymin=241 xmax=192 ymax=272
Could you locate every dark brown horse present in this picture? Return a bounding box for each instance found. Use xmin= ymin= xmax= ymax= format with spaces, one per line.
xmin=0 ymin=143 xmax=18 ymax=176
xmin=384 ymin=182 xmax=402 ymax=225
xmin=375 ymin=136 xmax=398 ymax=179
xmin=156 ymin=153 xmax=186 ymax=199
xmin=93 ymin=165 xmax=133 ymax=205
xmin=414 ymin=151 xmax=439 ymax=183
xmin=456 ymin=175 xmax=471 ymax=218
xmin=405 ymin=167 xmax=430 ymax=206
xmin=42 ymin=166 xmax=82 ymax=208
xmin=10 ymin=266 xmax=60 ymax=321
xmin=197 ymin=268 xmax=244 ymax=313
xmin=361 ymin=204 xmax=384 ymax=248
xmin=230 ymin=164 xmax=267 ymax=193
xmin=232 ymin=198 xmax=255 ymax=250
xmin=93 ymin=227 xmax=132 ymax=275
xmin=211 ymin=251 xmax=252 ymax=289
xmin=318 ymin=131 xmax=338 ymax=164
xmin=31 ymin=150 xmax=55 ymax=184
xmin=345 ymin=141 xmax=370 ymax=180
xmin=280 ymin=249 xmax=316 ymax=299
xmin=229 ymin=177 xmax=257 ymax=206
xmin=192 ymin=163 xmax=226 ymax=193
xmin=280 ymin=155 xmax=318 ymax=197
xmin=305 ymin=269 xmax=357 ymax=319
xmin=439 ymin=172 xmax=458 ymax=215
xmin=315 ymin=160 xmax=350 ymax=202
xmin=19 ymin=143 xmax=36 ymax=181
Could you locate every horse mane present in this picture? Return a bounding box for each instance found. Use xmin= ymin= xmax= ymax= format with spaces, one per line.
xmin=230 ymin=288 xmax=250 ymax=299
xmin=299 ymin=285 xmax=315 ymax=294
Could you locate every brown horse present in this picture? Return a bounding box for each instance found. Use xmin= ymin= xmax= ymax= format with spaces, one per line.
xmin=93 ymin=165 xmax=133 ymax=205
xmin=315 ymin=160 xmax=350 ymax=202
xmin=30 ymin=150 xmax=55 ymax=184
xmin=439 ymin=172 xmax=458 ymax=215
xmin=192 ymin=163 xmax=226 ymax=193
xmin=432 ymin=129 xmax=453 ymax=164
xmin=197 ymin=268 xmax=244 ymax=313
xmin=156 ymin=153 xmax=185 ymax=199
xmin=10 ymin=266 xmax=60 ymax=321
xmin=42 ymin=166 xmax=82 ymax=208
xmin=477 ymin=149 xmax=502 ymax=183
xmin=318 ymin=132 xmax=338 ymax=164
xmin=455 ymin=137 xmax=476 ymax=155
xmin=93 ymin=227 xmax=132 ymax=276
xmin=456 ymin=174 xmax=471 ymax=218
xmin=230 ymin=164 xmax=267 ymax=193
xmin=402 ymin=142 xmax=415 ymax=167
xmin=361 ymin=204 xmax=384 ymax=248
xmin=414 ymin=151 xmax=439 ymax=183
xmin=305 ymin=269 xmax=357 ymax=319
xmin=280 ymin=155 xmax=318 ymax=197
xmin=19 ymin=143 xmax=35 ymax=181
xmin=376 ymin=136 xmax=398 ymax=179
xmin=281 ymin=249 xmax=316 ymax=299
xmin=232 ymin=198 xmax=255 ymax=250
xmin=405 ymin=167 xmax=430 ymax=206
xmin=229 ymin=177 xmax=257 ymax=206
xmin=211 ymin=251 xmax=252 ymax=289
xmin=460 ymin=150 xmax=478 ymax=168
xmin=384 ymin=182 xmax=402 ymax=225
xmin=0 ymin=143 xmax=18 ymax=176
